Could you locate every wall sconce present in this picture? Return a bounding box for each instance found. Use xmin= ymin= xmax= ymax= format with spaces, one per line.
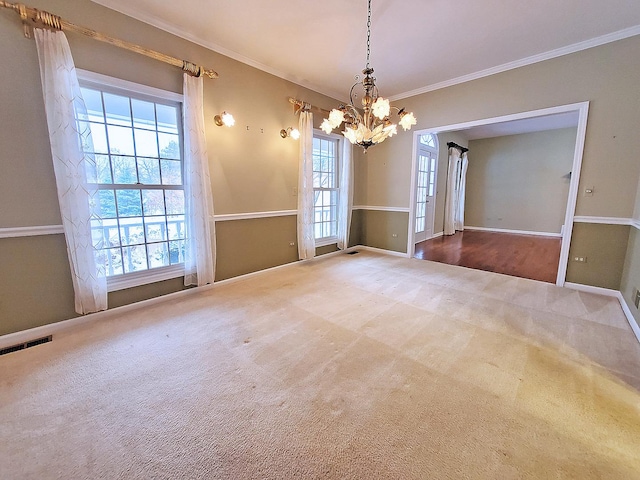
xmin=214 ymin=111 xmax=235 ymax=127
xmin=280 ymin=127 xmax=300 ymax=140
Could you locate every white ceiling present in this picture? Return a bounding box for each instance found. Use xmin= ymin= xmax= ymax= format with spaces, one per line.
xmin=93 ymin=0 xmax=640 ymax=102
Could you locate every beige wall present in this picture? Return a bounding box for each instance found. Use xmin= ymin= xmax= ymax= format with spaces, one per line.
xmin=465 ymin=128 xmax=576 ymax=233
xmin=0 ymin=0 xmax=342 ymax=335
xmin=358 ymin=35 xmax=640 ymax=289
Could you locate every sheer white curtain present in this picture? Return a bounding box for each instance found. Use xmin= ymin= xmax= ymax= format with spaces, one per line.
xmin=337 ymin=140 xmax=353 ymax=250
xmin=297 ymin=111 xmax=315 ymax=260
xmin=34 ymin=28 xmax=107 ymax=314
xmin=443 ymin=148 xmax=460 ymax=235
xmin=455 ymin=152 xmax=469 ymax=231
xmin=183 ymin=73 xmax=215 ymax=286
xmin=444 ymin=148 xmax=469 ymax=235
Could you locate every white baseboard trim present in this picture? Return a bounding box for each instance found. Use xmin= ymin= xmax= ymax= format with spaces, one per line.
xmin=7 ymin=246 xmax=636 ymax=350
xmin=563 ymin=282 xmax=619 ymax=297
xmin=565 ymin=282 xmax=640 ymax=345
xmin=357 ymin=245 xmax=409 ymax=257
xmin=464 ymin=226 xmax=562 ymax=237
xmin=616 ymin=292 xmax=640 ymax=345
xmin=430 ymin=232 xmax=444 ymax=240
xmin=0 ymin=245 xmax=371 ymax=349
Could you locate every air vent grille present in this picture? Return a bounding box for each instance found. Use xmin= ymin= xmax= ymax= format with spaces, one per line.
xmin=0 ymin=335 xmax=52 ymax=356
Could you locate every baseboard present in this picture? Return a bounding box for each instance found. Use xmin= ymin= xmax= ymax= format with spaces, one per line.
xmin=464 ymin=226 xmax=562 ymax=237
xmin=616 ymin=292 xmax=640 ymax=345
xmin=357 ymin=245 xmax=409 ymax=257
xmin=565 ymin=282 xmax=640 ymax=345
xmin=563 ymin=282 xmax=619 ymax=297
xmin=0 ymin=245 xmax=371 ymax=349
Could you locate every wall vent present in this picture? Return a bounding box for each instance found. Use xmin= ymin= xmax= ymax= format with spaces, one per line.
xmin=0 ymin=335 xmax=52 ymax=356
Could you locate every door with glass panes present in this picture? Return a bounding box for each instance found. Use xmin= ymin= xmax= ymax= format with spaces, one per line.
xmin=414 ymin=134 xmax=438 ymax=243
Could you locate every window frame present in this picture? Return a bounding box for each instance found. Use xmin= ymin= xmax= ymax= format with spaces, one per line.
xmin=77 ymin=70 xmax=186 ymax=292
xmin=312 ymin=130 xmax=342 ymax=247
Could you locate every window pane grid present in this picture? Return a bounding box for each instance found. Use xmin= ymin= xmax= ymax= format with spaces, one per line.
xmin=81 ymin=85 xmax=183 ymax=278
xmin=312 ymin=135 xmax=339 ymax=241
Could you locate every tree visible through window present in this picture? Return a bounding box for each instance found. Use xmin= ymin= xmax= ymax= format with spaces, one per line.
xmin=79 ymin=85 xmax=185 ymax=278
xmin=312 ymin=134 xmax=339 ymax=242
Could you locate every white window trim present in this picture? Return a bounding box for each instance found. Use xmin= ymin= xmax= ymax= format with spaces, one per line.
xmin=312 ymin=129 xmax=342 ymax=246
xmin=76 ymin=69 xmax=183 ymax=103
xmin=107 ymin=265 xmax=185 ymax=291
xmin=77 ymin=70 xmax=186 ymax=292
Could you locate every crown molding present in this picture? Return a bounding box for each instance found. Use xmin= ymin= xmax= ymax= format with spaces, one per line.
xmin=90 ymin=0 xmax=345 ymax=102
xmin=388 ymin=25 xmax=640 ymax=101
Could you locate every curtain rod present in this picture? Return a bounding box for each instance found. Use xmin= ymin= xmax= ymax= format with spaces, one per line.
xmin=447 ymin=142 xmax=469 ymax=154
xmin=288 ymin=97 xmax=331 ymax=116
xmin=0 ymin=1 xmax=218 ymax=78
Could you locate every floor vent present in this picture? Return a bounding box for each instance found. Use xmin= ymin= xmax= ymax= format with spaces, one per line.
xmin=347 ymin=251 xmax=359 ymax=255
xmin=0 ymin=335 xmax=52 ymax=356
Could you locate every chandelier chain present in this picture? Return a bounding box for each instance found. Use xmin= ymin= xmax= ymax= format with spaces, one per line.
xmin=366 ymin=0 xmax=371 ymax=69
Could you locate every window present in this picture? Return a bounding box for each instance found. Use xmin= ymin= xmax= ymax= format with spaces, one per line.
xmin=78 ymin=72 xmax=185 ymax=290
xmin=312 ymin=133 xmax=340 ymax=244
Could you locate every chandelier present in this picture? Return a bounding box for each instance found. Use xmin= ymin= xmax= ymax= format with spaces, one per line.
xmin=320 ymin=0 xmax=416 ymax=152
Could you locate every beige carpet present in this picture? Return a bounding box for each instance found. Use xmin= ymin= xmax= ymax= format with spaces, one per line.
xmin=1 ymin=251 xmax=640 ymax=479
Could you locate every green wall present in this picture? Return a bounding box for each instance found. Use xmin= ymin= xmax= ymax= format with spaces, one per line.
xmin=358 ymin=210 xmax=409 ymax=253
xmin=0 ymin=235 xmax=76 ymax=336
xmin=621 ymin=228 xmax=640 ymax=325
xmin=215 ymin=216 xmax=299 ymax=281
xmin=565 ymin=224 xmax=630 ymax=290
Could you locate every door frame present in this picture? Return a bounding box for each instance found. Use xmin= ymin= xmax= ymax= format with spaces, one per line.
xmin=406 ymin=101 xmax=590 ymax=287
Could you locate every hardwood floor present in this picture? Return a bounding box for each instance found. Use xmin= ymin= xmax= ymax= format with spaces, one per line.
xmin=414 ymin=230 xmax=562 ymax=283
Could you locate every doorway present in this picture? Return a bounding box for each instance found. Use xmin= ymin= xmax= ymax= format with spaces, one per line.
xmin=407 ymin=102 xmax=589 ymax=286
